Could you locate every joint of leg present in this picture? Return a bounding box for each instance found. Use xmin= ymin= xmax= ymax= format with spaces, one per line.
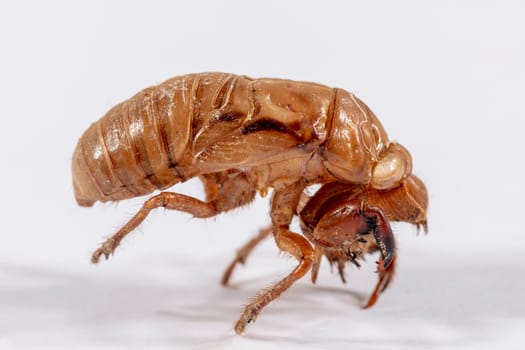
xmin=145 ymin=195 xmax=165 ymax=210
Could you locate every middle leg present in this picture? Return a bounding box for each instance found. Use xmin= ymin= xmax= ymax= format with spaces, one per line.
xmin=221 ymin=225 xmax=272 ymax=286
xmin=234 ymin=182 xmax=315 ymax=334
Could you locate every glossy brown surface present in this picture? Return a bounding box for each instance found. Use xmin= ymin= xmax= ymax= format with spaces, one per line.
xmin=73 ymin=73 xmax=427 ymax=334
xmin=72 ymin=72 xmax=410 ymax=206
xmin=300 ymin=175 xmax=428 ymax=233
xmin=298 ymin=174 xmax=428 ymax=306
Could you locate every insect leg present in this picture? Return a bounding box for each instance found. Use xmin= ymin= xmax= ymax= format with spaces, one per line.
xmin=235 ymin=183 xmax=315 ymax=334
xmin=221 ymin=225 xmax=272 ymax=286
xmin=199 ymin=171 xmax=256 ymax=213
xmin=91 ymin=192 xmax=218 ymax=263
xmin=364 ymin=255 xmax=396 ymax=308
xmin=92 ymin=171 xmax=258 ymax=264
xmin=362 ymin=208 xmax=396 ymax=308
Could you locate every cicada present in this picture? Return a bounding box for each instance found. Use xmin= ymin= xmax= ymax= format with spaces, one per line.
xmin=72 ymin=73 xmax=428 ymax=333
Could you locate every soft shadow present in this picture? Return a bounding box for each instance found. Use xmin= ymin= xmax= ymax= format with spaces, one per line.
xmin=0 ymin=252 xmax=523 ymax=349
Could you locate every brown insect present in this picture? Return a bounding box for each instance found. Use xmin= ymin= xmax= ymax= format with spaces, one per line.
xmin=72 ymin=72 xmax=428 ymax=334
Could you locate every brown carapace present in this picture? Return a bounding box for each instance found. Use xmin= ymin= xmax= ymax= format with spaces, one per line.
xmin=72 ymin=72 xmax=428 ymax=334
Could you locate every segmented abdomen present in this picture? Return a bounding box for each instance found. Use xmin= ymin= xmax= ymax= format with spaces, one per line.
xmin=72 ymin=73 xmax=200 ymax=206
xmin=72 ymin=72 xmax=334 ymax=206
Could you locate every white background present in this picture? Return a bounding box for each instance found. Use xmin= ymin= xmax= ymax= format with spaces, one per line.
xmin=1 ymin=1 xmax=524 ymax=349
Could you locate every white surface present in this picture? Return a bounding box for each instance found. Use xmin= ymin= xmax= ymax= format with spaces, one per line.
xmin=1 ymin=0 xmax=524 ymax=349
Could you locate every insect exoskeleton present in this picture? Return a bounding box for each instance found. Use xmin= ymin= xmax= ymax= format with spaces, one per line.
xmin=72 ymin=72 xmax=411 ymax=207
xmin=297 ymin=174 xmax=428 ymax=307
xmin=72 ymin=72 xmax=427 ymax=334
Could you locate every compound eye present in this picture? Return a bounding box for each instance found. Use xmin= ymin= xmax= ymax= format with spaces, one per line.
xmin=371 ymin=142 xmax=412 ymax=190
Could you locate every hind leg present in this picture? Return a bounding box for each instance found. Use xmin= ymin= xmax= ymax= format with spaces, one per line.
xmin=221 ymin=225 xmax=272 ymax=286
xmin=91 ymin=192 xmax=218 ymax=263
xmin=92 ymin=171 xmax=256 ymax=263
xmin=199 ymin=170 xmax=256 ymax=213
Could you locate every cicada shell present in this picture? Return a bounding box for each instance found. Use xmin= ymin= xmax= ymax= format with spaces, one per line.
xmin=72 ymin=72 xmax=427 ymax=334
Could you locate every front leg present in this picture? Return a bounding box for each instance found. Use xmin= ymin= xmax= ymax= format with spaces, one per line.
xmin=365 ymin=255 xmax=396 ymax=308
xmin=364 ymin=209 xmax=397 ymax=308
xmin=235 ymin=182 xmax=315 ymax=334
